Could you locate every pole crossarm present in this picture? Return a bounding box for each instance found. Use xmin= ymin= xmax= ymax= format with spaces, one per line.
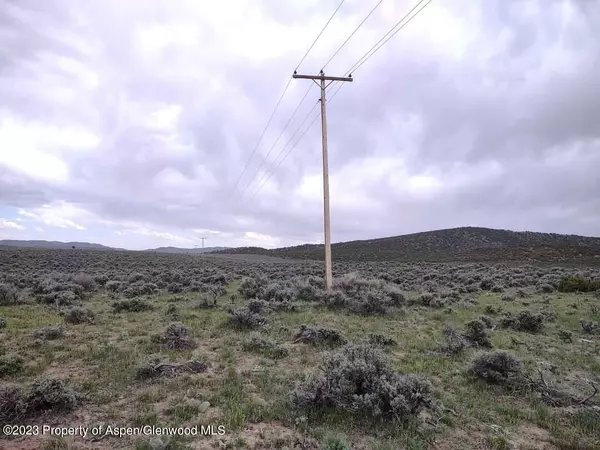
xmin=293 ymin=73 xmax=353 ymax=82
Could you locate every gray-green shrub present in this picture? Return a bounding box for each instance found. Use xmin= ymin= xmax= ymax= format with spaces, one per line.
xmin=291 ymin=342 xmax=432 ymax=422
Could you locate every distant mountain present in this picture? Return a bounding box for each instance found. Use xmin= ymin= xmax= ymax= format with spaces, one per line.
xmin=0 ymin=240 xmax=117 ymax=250
xmin=214 ymin=227 xmax=600 ymax=264
xmin=144 ymin=246 xmax=230 ymax=254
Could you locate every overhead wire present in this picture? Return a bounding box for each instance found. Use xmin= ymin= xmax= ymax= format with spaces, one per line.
xmin=245 ymin=1 xmax=381 ymax=200
xmin=296 ymin=0 xmax=346 ymax=71
xmin=328 ymin=0 xmax=432 ymax=103
xmin=248 ymin=77 xmax=349 ymax=201
xmin=248 ymin=0 xmax=433 ymax=201
xmin=238 ymin=84 xmax=314 ymax=197
xmin=227 ymin=77 xmax=292 ymax=199
xmin=250 ymin=0 xmax=431 ymax=199
xmin=327 ymin=79 xmax=347 ymax=103
xmin=321 ymin=0 xmax=384 ymax=71
xmin=347 ymin=0 xmax=432 ymax=76
xmin=230 ymin=0 xmax=347 ymax=200
xmin=246 ymin=101 xmax=321 ymax=201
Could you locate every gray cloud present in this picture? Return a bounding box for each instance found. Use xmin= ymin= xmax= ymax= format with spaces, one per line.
xmin=0 ymin=0 xmax=598 ymax=249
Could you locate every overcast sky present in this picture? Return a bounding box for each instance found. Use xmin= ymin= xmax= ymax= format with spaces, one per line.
xmin=0 ymin=0 xmax=598 ymax=250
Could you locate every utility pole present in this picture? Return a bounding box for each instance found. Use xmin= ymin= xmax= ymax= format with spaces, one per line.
xmin=199 ymin=237 xmax=207 ymax=249
xmin=292 ymin=70 xmax=353 ymax=292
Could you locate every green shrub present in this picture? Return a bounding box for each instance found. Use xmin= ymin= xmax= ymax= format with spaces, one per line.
xmin=557 ymin=276 xmax=600 ymax=293
xmin=105 ymin=280 xmax=122 ymax=292
xmin=0 ymin=283 xmax=20 ymax=305
xmin=293 ymin=325 xmax=346 ymax=347
xmin=323 ymin=436 xmax=351 ymax=450
xmin=0 ymin=353 xmax=25 ymax=377
xmin=166 ymin=304 xmax=180 ymax=320
xmin=242 ymin=333 xmax=288 ymax=359
xmin=63 ymin=307 xmax=95 ymax=325
xmin=25 ymin=377 xmax=79 ymax=414
xmin=366 ymin=333 xmax=397 ymax=347
xmin=580 ymin=320 xmax=600 ymax=335
xmin=438 ymin=326 xmax=468 ymax=355
xmin=0 ymin=377 xmax=80 ymax=426
xmin=346 ymin=290 xmax=394 ymax=315
xmin=197 ymin=293 xmax=217 ymax=309
xmin=469 ymin=350 xmax=524 ymax=384
xmin=135 ymin=355 xmax=207 ymax=380
xmin=155 ymin=323 xmax=198 ymax=350
xmin=228 ymin=307 xmax=268 ymax=330
xmin=500 ymin=310 xmax=544 ymax=334
xmin=239 ymin=277 xmax=265 ymax=299
xmin=33 ymin=325 xmax=64 ymax=341
xmin=112 ymin=299 xmax=154 ymax=313
xmin=0 ymin=384 xmax=25 ymax=426
xmin=72 ymin=273 xmax=97 ymax=292
xmin=485 ymin=305 xmax=502 ymax=315
xmin=558 ymin=329 xmax=573 ymax=343
xmin=479 ymin=316 xmax=495 ymax=329
xmin=464 ymin=320 xmax=493 ymax=348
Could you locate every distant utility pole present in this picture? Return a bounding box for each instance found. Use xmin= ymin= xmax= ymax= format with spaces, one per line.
xmin=199 ymin=237 xmax=207 ymax=249
xmin=292 ymin=70 xmax=353 ymax=292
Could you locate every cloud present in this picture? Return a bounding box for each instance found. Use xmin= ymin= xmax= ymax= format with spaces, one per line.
xmin=0 ymin=219 xmax=24 ymax=230
xmin=17 ymin=201 xmax=90 ymax=230
xmin=0 ymin=0 xmax=598 ymax=250
xmin=112 ymin=221 xmax=194 ymax=245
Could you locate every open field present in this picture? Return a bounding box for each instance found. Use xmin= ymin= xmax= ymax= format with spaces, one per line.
xmin=1 ymin=248 xmax=600 ymax=450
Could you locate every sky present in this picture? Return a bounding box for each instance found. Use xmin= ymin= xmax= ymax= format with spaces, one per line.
xmin=0 ymin=0 xmax=599 ymax=250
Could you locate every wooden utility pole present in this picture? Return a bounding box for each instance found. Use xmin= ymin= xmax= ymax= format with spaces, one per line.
xmin=199 ymin=237 xmax=207 ymax=249
xmin=292 ymin=70 xmax=353 ymax=292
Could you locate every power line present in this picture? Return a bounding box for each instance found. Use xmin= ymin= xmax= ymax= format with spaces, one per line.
xmin=238 ymin=84 xmax=314 ymax=198
xmin=229 ymin=0 xmax=347 ymax=199
xmin=227 ymin=77 xmax=292 ymax=198
xmin=246 ymin=100 xmax=321 ymax=201
xmin=245 ymin=99 xmax=320 ymax=200
xmin=242 ymin=0 xmax=432 ymax=202
xmin=346 ymin=0 xmax=432 ymax=76
xmin=327 ymin=80 xmax=346 ymax=103
xmin=248 ymin=77 xmax=347 ymax=202
xmin=321 ymin=0 xmax=383 ymax=71
xmin=248 ymin=0 xmax=432 ymax=201
xmin=325 ymin=0 xmax=431 ymax=104
xmin=296 ymin=0 xmax=347 ymax=71
xmin=250 ymin=0 xmax=430 ymax=202
xmin=247 ymin=112 xmax=320 ymax=202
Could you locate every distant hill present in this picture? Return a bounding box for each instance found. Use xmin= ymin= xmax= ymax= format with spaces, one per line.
xmin=0 ymin=239 xmax=117 ymax=250
xmin=214 ymin=227 xmax=600 ymax=264
xmin=0 ymin=240 xmax=231 ymax=254
xmin=4 ymin=227 xmax=600 ymax=264
xmin=144 ymin=246 xmax=230 ymax=254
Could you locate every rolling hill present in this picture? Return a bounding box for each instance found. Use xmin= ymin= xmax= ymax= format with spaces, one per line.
xmin=0 ymin=240 xmax=117 ymax=250
xmin=3 ymin=227 xmax=600 ymax=264
xmin=212 ymin=227 xmax=600 ymax=264
xmin=0 ymin=240 xmax=230 ymax=254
